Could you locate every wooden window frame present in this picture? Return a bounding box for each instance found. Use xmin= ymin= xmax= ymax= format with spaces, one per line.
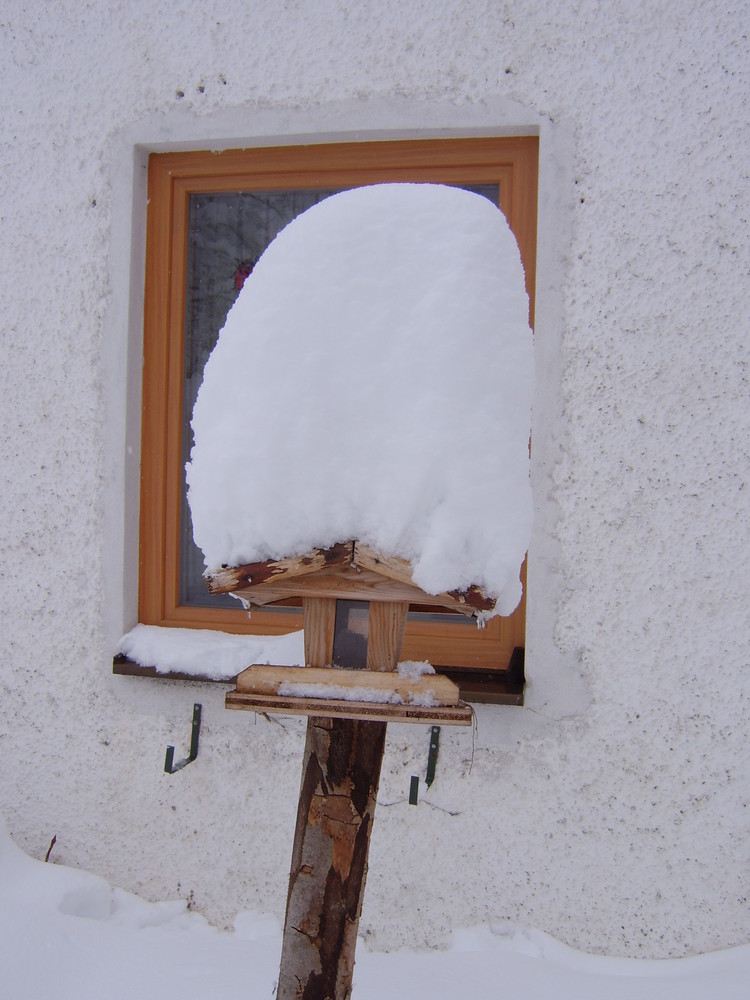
xmin=138 ymin=136 xmax=538 ymax=673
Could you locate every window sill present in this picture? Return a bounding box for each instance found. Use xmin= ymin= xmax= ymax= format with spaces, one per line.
xmin=112 ymin=649 xmax=524 ymax=706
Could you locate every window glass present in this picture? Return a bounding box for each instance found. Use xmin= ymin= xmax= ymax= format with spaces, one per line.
xmin=180 ymin=189 xmax=337 ymax=607
xmin=179 ymin=184 xmax=499 ymax=611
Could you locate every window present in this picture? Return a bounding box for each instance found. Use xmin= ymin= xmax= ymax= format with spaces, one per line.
xmin=138 ymin=137 xmax=538 ymax=693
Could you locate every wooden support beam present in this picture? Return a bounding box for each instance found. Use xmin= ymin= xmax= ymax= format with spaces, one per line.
xmin=276 ymin=599 xmax=409 ymax=1000
xmin=303 ymin=597 xmax=337 ymax=666
xmin=366 ymin=601 xmax=408 ymax=671
xmin=278 ymin=713 xmax=386 ymax=1000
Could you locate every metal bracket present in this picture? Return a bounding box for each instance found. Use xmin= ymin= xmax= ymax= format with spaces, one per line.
xmin=409 ymin=725 xmax=441 ymax=804
xmin=409 ymin=775 xmax=420 ymax=805
xmin=164 ymin=704 xmax=202 ymax=773
xmin=425 ymin=726 xmax=440 ymax=787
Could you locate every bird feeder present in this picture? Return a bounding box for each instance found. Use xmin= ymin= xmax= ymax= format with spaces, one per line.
xmin=211 ymin=540 xmax=491 ymax=999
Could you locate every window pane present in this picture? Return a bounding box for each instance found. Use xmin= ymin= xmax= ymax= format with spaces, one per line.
xmin=179 ymin=189 xmax=338 ymax=607
xmin=179 ymin=184 xmax=499 ymax=609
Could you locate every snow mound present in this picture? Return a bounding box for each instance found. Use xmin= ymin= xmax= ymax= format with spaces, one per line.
xmin=1 ymin=817 xmax=749 ymax=1000
xmin=117 ymin=624 xmax=304 ymax=679
xmin=187 ymin=183 xmax=533 ymax=616
xmin=397 ymin=660 xmax=435 ymax=679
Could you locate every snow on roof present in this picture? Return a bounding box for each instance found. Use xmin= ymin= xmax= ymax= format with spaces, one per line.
xmin=186 ymin=183 xmax=533 ymax=616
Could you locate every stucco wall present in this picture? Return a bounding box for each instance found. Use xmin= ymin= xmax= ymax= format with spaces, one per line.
xmin=1 ymin=0 xmax=748 ymax=959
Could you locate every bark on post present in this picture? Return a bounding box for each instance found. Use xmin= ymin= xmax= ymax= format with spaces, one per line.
xmin=277 ymin=598 xmax=408 ymax=1000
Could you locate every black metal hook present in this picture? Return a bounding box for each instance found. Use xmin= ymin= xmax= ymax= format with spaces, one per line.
xmin=409 ymin=726 xmax=441 ymax=805
xmin=425 ymin=726 xmax=440 ymax=787
xmin=164 ymin=704 xmax=202 ymax=773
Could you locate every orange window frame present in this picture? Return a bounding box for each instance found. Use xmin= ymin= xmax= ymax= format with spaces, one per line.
xmin=139 ymin=136 xmax=538 ymax=671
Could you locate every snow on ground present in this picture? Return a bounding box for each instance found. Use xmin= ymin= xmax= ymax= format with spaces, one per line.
xmin=2 ymin=816 xmax=748 ymax=1000
xmin=186 ymin=183 xmax=534 ymax=617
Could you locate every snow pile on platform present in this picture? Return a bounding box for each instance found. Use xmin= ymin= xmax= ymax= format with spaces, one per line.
xmin=276 ymin=681 xmax=438 ymax=707
xmin=187 ymin=184 xmax=533 ymax=616
xmin=2 ymin=816 xmax=748 ymax=1000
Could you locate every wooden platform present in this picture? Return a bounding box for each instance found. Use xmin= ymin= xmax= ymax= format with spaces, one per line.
xmin=226 ymin=663 xmax=473 ymax=724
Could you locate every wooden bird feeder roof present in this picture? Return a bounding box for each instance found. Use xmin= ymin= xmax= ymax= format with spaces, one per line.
xmin=206 ymin=540 xmax=496 ymax=616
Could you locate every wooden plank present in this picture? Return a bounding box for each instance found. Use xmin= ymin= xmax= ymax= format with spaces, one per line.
xmin=226 ymin=690 xmax=473 ymax=726
xmin=206 ymin=542 xmax=354 ymax=594
xmin=208 ymin=543 xmax=494 ymax=614
xmin=354 ymin=543 xmax=496 ymax=613
xmin=352 ymin=544 xmax=417 ymax=588
xmin=152 ymin=137 xmax=539 ymax=182
xmin=138 ymin=154 xmax=174 ymax=624
xmin=303 ymin=596 xmax=336 ymax=667
xmin=366 ymin=601 xmax=409 ymax=671
xmin=235 ymin=664 xmax=460 ymax=706
xmin=225 ymin=564 xmax=479 ymax=614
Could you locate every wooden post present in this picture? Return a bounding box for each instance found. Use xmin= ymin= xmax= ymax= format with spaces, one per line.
xmin=277 ymin=598 xmax=408 ymax=1000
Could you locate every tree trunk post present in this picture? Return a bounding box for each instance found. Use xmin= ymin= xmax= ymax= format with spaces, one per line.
xmin=276 ymin=598 xmax=408 ymax=1000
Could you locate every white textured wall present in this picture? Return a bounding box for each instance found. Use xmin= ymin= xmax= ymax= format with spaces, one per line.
xmin=2 ymin=0 xmax=749 ymax=959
